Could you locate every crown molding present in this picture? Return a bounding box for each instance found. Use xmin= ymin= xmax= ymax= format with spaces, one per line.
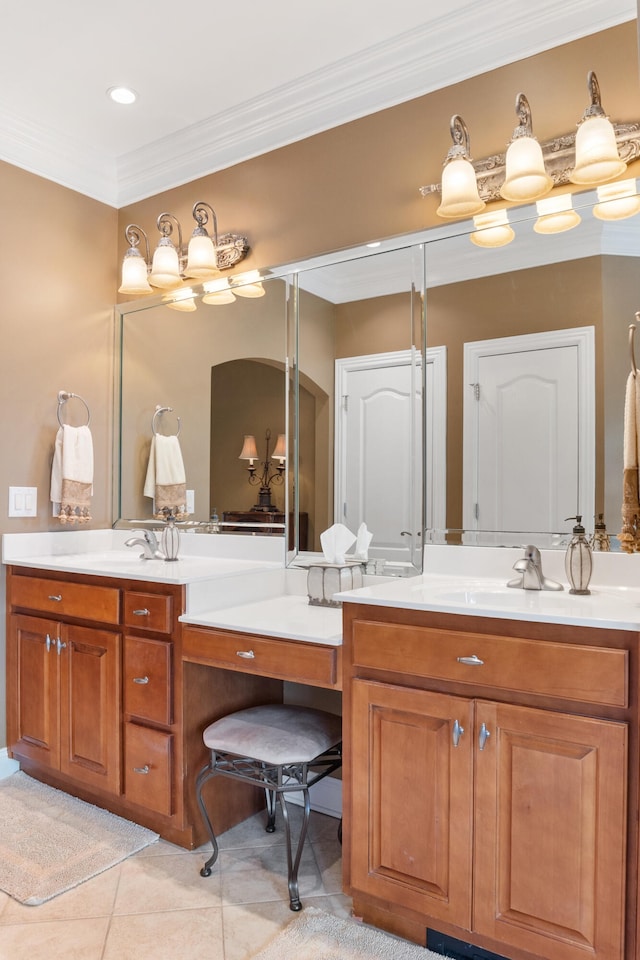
xmin=0 ymin=0 xmax=634 ymax=207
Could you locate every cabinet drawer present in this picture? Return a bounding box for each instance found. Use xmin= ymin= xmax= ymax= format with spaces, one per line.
xmin=124 ymin=592 xmax=173 ymax=634
xmin=183 ymin=625 xmax=339 ymax=687
xmin=352 ymin=620 xmax=628 ymax=707
xmin=124 ymin=636 xmax=173 ymax=726
xmin=10 ymin=575 xmax=120 ymax=624
xmin=123 ymin=722 xmax=173 ymax=817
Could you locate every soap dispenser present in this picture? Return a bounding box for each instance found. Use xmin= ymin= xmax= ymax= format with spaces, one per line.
xmin=590 ymin=513 xmax=611 ymax=552
xmin=565 ymin=515 xmax=593 ymax=595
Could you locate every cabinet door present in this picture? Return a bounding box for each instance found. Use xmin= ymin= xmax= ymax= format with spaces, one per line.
xmin=474 ymin=701 xmax=627 ymax=960
xmin=8 ymin=614 xmax=61 ymax=768
xmin=58 ymin=623 xmax=121 ymax=795
xmin=351 ymin=679 xmax=474 ymax=927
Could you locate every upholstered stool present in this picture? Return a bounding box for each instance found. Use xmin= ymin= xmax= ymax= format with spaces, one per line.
xmin=196 ymin=703 xmax=342 ymax=911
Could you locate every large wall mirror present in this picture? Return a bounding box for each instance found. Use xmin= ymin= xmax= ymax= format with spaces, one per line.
xmin=114 ymin=188 xmax=640 ymax=566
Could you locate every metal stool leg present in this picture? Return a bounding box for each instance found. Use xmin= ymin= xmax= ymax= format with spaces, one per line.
xmin=264 ymin=786 xmax=277 ymax=833
xmin=278 ymin=784 xmax=311 ymax=911
xmin=195 ymin=762 xmax=220 ymax=878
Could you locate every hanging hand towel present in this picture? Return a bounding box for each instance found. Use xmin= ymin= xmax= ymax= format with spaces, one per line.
xmin=144 ymin=434 xmax=189 ymax=519
xmin=50 ymin=424 xmax=94 ymax=524
xmin=619 ymin=371 xmax=640 ymax=552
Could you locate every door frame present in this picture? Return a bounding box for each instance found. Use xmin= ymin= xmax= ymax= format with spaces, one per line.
xmin=462 ymin=326 xmax=595 ymax=536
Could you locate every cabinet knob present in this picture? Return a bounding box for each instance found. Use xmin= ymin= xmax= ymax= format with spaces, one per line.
xmin=48 ymin=594 xmax=62 ymax=602
xmin=132 ymin=608 xmax=150 ymax=616
xmin=133 ymin=764 xmax=150 ymax=775
xmin=45 ymin=633 xmax=52 ymax=652
xmin=452 ymin=719 xmax=465 ymax=747
xmin=457 ymin=654 xmax=484 ymax=666
xmin=478 ymin=722 xmax=491 ymax=751
xmin=133 ymin=676 xmax=150 ymax=685
xmin=56 ymin=638 xmax=66 ymax=655
xmin=236 ymin=650 xmax=256 ymax=659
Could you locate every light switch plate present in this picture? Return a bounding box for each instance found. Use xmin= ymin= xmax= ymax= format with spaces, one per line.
xmin=9 ymin=486 xmax=37 ymax=517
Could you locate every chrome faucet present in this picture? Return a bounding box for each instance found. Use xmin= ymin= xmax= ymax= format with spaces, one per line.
xmin=124 ymin=529 xmax=164 ymax=560
xmin=507 ymin=545 xmax=563 ymax=591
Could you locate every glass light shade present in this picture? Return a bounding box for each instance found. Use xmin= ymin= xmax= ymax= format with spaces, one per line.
xmin=164 ymin=290 xmax=197 ymax=312
xmin=570 ymin=116 xmax=626 ymax=185
xmin=185 ymin=233 xmax=218 ymax=278
xmin=593 ymin=179 xmax=640 ymax=221
xmin=534 ymin=195 xmax=581 ymax=234
xmin=436 ymin=157 xmax=485 ymax=219
xmin=202 ymin=278 xmax=236 ymax=304
xmin=500 ymin=136 xmax=553 ymax=202
xmin=233 ymin=282 xmax=265 ymax=298
xmin=119 ymin=251 xmax=153 ymax=295
xmin=149 ymin=240 xmax=182 ymax=289
xmin=271 ymin=433 xmax=287 ymax=462
xmin=239 ymin=435 xmax=259 ymax=462
xmin=469 ymin=211 xmax=514 ymax=248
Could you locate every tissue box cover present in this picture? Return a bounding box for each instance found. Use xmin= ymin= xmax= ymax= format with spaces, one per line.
xmin=307 ymin=562 xmax=363 ymax=607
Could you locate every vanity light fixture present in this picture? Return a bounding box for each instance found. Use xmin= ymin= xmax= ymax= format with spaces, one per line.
xmin=202 ymin=277 xmax=236 ymax=304
xmin=593 ymin=178 xmax=640 ymax=220
xmin=500 ymin=94 xmax=553 ymax=203
xmin=162 ymin=287 xmax=197 ymax=312
xmin=118 ymin=201 xmax=249 ymax=297
xmin=230 ymin=270 xmax=266 ymax=298
xmin=469 ymin=210 xmax=514 ymax=248
xmin=533 ymin=195 xmax=582 ymax=234
xmin=422 ymin=72 xmax=638 ymax=222
xmin=239 ymin=429 xmax=286 ymax=511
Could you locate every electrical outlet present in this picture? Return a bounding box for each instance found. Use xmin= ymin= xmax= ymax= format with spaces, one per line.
xmin=186 ymin=489 xmax=195 ymax=513
xmin=9 ymin=486 xmax=37 ymax=517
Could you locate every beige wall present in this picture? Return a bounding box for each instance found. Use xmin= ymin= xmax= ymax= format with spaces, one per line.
xmin=1 ymin=21 xmax=639 ymax=750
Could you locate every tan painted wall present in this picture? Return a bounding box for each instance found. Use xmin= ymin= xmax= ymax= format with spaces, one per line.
xmin=1 ymin=21 xmax=639 ymax=750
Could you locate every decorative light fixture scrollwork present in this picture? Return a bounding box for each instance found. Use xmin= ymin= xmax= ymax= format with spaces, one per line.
xmin=118 ymin=200 xmax=250 ymax=297
xmin=421 ymin=71 xmax=640 ymax=245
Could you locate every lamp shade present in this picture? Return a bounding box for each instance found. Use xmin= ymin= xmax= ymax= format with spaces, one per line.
xmin=593 ymin=179 xmax=640 ymax=221
xmin=534 ymin=195 xmax=581 ymax=234
xmin=185 ymin=233 xmax=218 ymax=279
xmin=202 ymin=278 xmax=236 ymax=304
xmin=232 ymin=270 xmax=266 ymax=298
xmin=436 ymin=156 xmax=485 ymax=219
xmin=149 ymin=238 xmax=182 ymax=289
xmin=239 ymin=435 xmax=259 ymax=462
xmin=163 ymin=288 xmax=197 ymax=312
xmin=500 ymin=136 xmax=552 ymax=202
xmin=570 ymin=115 xmax=626 ymax=185
xmin=271 ymin=434 xmax=287 ymax=462
xmin=119 ymin=250 xmax=153 ymax=295
xmin=470 ymin=210 xmax=514 ymax=248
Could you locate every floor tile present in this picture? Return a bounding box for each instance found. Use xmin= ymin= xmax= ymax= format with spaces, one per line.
xmin=113 ymin=851 xmax=222 ymax=914
xmin=103 ymin=906 xmax=224 ymax=960
xmin=220 ymin=842 xmax=324 ymax=905
xmin=0 ymin=864 xmax=121 ymax=924
xmin=0 ymin=917 xmax=110 ymax=960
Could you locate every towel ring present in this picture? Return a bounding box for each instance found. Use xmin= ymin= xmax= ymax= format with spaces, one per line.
xmin=57 ymin=391 xmax=91 ymax=427
xmin=152 ymin=405 xmax=181 ymax=437
xmin=631 ymin=321 xmax=638 ymax=378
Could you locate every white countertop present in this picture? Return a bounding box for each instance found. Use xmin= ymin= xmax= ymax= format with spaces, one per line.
xmin=181 ymin=594 xmax=342 ymax=644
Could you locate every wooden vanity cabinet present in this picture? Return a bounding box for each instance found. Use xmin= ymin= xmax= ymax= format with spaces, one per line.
xmin=343 ymin=603 xmax=634 ymax=960
xmin=6 ymin=565 xmax=282 ymax=848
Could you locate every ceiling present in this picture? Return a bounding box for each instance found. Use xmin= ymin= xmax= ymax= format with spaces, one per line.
xmin=0 ymin=0 xmax=635 ymax=208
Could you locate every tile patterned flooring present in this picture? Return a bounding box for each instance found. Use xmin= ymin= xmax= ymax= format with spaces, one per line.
xmin=0 ymin=806 xmax=350 ymax=960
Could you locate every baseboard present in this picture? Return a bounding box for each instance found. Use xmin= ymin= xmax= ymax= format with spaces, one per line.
xmin=0 ymin=749 xmax=19 ymax=780
xmin=286 ymin=776 xmax=342 ymax=819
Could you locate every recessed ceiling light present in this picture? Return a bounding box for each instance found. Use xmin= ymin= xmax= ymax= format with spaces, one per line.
xmin=107 ymin=86 xmax=137 ymax=105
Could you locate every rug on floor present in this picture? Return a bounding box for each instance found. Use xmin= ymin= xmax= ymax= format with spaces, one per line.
xmin=251 ymin=906 xmax=442 ymax=959
xmin=0 ymin=771 xmax=158 ymax=905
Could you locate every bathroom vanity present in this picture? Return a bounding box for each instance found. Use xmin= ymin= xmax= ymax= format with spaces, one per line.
xmin=339 ymin=548 xmax=640 ymax=960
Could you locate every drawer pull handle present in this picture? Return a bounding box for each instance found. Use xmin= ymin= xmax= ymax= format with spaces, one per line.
xmin=452 ymin=719 xmax=464 ymax=747
xmin=56 ymin=638 xmax=66 ymax=655
xmin=133 ymin=764 xmax=150 ymax=775
xmin=133 ymin=676 xmax=150 ymax=684
xmin=457 ymin=654 xmax=484 ymax=666
xmin=478 ymin=722 xmax=491 ymax=751
xmin=48 ymin=594 xmax=62 ymax=602
xmin=132 ymin=608 xmax=150 ymax=616
xmin=236 ymin=650 xmax=256 ymax=659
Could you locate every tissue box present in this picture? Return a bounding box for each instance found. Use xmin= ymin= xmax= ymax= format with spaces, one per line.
xmin=307 ymin=562 xmax=364 ymax=607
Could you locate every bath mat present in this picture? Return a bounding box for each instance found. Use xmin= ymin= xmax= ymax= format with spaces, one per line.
xmin=0 ymin=771 xmax=158 ymax=904
xmin=251 ymin=906 xmax=440 ymax=959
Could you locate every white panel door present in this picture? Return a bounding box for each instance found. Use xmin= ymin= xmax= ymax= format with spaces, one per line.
xmin=336 ymin=349 xmax=446 ymax=564
xmin=463 ymin=327 xmax=595 ymax=545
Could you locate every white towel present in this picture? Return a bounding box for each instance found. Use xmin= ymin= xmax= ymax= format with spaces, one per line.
xmin=144 ymin=434 xmax=189 ymax=519
xmin=50 ymin=424 xmax=94 ymax=524
xmin=619 ymin=372 xmax=640 ymax=552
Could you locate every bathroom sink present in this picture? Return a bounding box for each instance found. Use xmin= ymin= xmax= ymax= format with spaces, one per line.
xmin=433 ymin=587 xmax=552 ymax=606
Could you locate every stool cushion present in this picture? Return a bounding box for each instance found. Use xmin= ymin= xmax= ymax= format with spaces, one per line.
xmin=203 ymin=704 xmax=341 ymax=765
